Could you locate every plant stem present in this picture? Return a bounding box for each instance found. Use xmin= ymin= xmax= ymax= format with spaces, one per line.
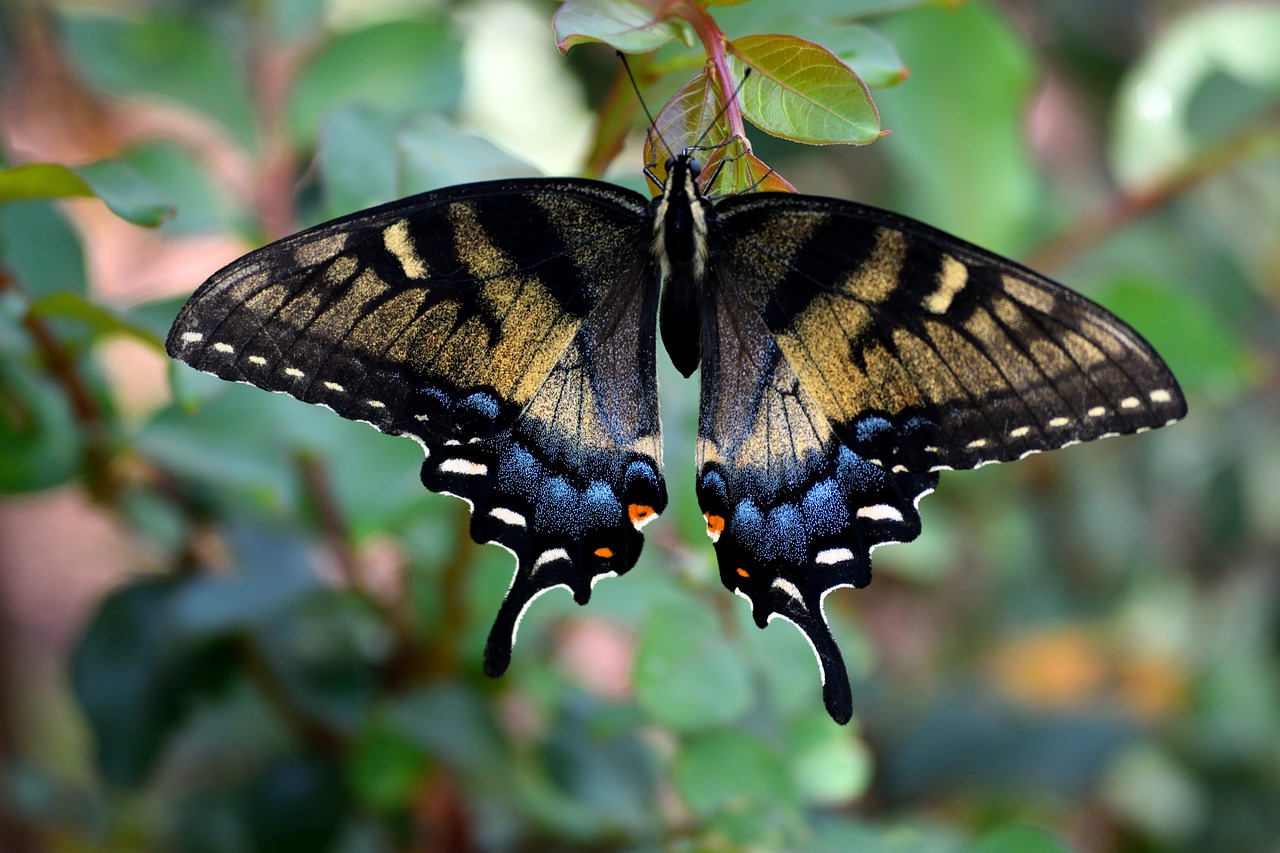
xmin=0 ymin=266 xmax=116 ymax=501
xmin=1028 ymin=124 xmax=1280 ymax=272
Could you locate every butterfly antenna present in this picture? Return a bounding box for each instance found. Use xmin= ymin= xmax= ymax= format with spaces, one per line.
xmin=690 ymin=67 xmax=753 ymax=155
xmin=618 ymin=52 xmax=671 ymax=188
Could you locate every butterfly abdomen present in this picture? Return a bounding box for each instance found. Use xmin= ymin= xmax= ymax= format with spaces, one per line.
xmin=654 ymin=153 xmax=714 ymax=377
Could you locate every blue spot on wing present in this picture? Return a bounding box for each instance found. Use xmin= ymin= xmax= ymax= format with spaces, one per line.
xmin=801 ymin=479 xmax=848 ymax=536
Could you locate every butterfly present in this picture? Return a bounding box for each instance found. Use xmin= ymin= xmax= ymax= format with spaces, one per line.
xmin=166 ymin=140 xmax=1185 ymax=724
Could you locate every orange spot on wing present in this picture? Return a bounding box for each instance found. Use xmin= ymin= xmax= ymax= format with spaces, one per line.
xmin=628 ymin=504 xmax=656 ymax=526
xmin=594 ymin=547 xmax=614 ymax=559
xmin=704 ymin=513 xmax=725 ymax=537
xmin=736 ymin=567 xmax=749 ymax=578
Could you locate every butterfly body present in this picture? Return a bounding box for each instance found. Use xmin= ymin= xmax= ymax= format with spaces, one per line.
xmin=168 ymin=148 xmax=1184 ymax=724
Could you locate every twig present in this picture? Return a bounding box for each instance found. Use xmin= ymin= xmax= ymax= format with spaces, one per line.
xmin=1028 ymin=125 xmax=1280 ymax=272
xmin=293 ymin=452 xmax=420 ymax=666
xmin=0 ymin=265 xmax=117 ymax=501
xmin=422 ymin=505 xmax=478 ymax=679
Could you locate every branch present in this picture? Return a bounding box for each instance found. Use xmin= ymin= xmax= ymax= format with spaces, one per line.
xmin=0 ymin=265 xmax=117 ymax=501
xmin=1027 ymin=125 xmax=1280 ymax=273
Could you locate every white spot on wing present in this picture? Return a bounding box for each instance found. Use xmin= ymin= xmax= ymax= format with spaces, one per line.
xmin=1048 ymin=416 xmax=1071 ymax=428
xmin=489 ymin=507 xmax=527 ymax=528
xmin=631 ymin=510 xmax=658 ymax=530
xmin=1120 ymin=396 xmax=1141 ymax=409
xmin=248 ymin=355 xmax=267 ymax=366
xmin=967 ymin=438 xmax=988 ymax=450
xmin=770 ymin=577 xmax=806 ymax=608
xmin=1150 ymin=389 xmax=1173 ymax=403
xmin=181 ymin=331 xmax=204 ymax=343
xmin=439 ymin=458 xmax=488 ymax=476
xmin=366 ymin=400 xmax=385 ymax=409
xmin=323 ymin=381 xmax=345 ymax=392
xmin=1009 ymin=426 xmax=1031 ymax=438
xmin=856 ymin=504 xmax=904 ymax=523
xmin=284 ymin=367 xmax=304 ymax=378
xmin=1088 ymin=406 xmax=1107 ymax=417
xmin=213 ymin=342 xmax=234 ymax=353
xmin=815 ymin=547 xmax=854 ymax=565
xmin=532 ymin=548 xmax=570 ymax=571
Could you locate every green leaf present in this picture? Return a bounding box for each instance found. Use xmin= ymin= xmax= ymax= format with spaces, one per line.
xmin=633 ymin=595 xmax=752 ymax=731
xmin=70 ymin=579 xmax=216 ymax=787
xmin=727 ymin=34 xmax=881 ymax=144
xmin=0 ymin=160 xmax=169 ymax=229
xmin=397 ymin=114 xmax=538 ymax=193
xmin=0 ymin=164 xmax=93 ymax=203
xmin=787 ymin=714 xmax=874 ymax=805
xmin=967 ymin=826 xmax=1071 ymax=853
xmin=350 ymin=720 xmax=429 ymax=812
xmin=554 ymin=0 xmax=688 ymax=54
xmin=644 ymin=73 xmax=795 ymax=196
xmin=383 ymin=685 xmax=505 ymax=772
xmin=530 ymin=701 xmax=661 ymax=837
xmin=244 ymin=756 xmax=348 ymax=852
xmin=118 ymin=142 xmax=232 ymax=234
xmin=255 ymin=592 xmax=387 ymax=731
xmin=317 ymin=106 xmax=402 ymax=217
xmin=170 ymin=523 xmax=321 ymax=634
xmin=288 ymin=19 xmax=463 ymax=147
xmin=793 ymin=23 xmax=908 ymax=88
xmin=646 ymin=70 xmax=731 ymax=178
xmin=74 ymin=160 xmax=174 ymax=227
xmin=874 ymin=4 xmax=1039 ymax=251
xmin=1093 ymin=276 xmax=1253 ymax=397
xmin=673 ymin=730 xmax=794 ymax=817
xmin=0 ymin=341 xmax=81 ymax=493
xmin=0 ymin=200 xmax=86 ymax=298
xmin=712 ymin=9 xmax=908 ymax=88
xmin=1111 ymin=5 xmax=1280 ymax=188
xmin=713 ymin=0 xmax=949 ymax=32
xmin=28 ymin=292 xmax=166 ymax=351
xmin=143 ymin=378 xmax=433 ymax=534
xmin=812 ymin=819 xmax=967 ymax=852
xmin=60 ymin=11 xmax=257 ymax=147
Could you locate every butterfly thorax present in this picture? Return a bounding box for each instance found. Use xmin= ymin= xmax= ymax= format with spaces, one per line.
xmin=654 ymin=151 xmax=713 ymax=378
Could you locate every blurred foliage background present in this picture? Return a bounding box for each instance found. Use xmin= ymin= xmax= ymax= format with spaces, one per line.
xmin=0 ymin=0 xmax=1277 ymax=850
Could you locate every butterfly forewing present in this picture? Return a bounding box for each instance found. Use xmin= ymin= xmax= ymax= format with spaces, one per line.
xmin=167 ymin=179 xmax=668 ymax=671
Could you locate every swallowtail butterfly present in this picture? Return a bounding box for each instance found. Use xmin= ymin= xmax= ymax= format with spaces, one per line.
xmin=167 ymin=133 xmax=1185 ymax=723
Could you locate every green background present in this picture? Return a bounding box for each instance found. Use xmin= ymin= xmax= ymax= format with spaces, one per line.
xmin=1 ymin=0 xmax=1277 ymax=850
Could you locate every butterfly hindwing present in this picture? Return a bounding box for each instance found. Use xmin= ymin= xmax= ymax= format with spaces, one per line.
xmin=713 ymin=194 xmax=1187 ymax=474
xmin=167 ymin=180 xmax=667 ymax=669
xmin=694 ymin=276 xmax=937 ymax=723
